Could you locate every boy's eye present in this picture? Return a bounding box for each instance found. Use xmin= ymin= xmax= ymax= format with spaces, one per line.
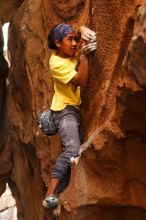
xmin=74 ymin=33 xmax=81 ymax=42
xmin=68 ymin=36 xmax=80 ymax=42
xmin=74 ymin=36 xmax=80 ymax=42
xmin=69 ymin=37 xmax=74 ymax=41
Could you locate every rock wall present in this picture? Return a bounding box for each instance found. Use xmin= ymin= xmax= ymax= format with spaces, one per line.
xmin=0 ymin=0 xmax=24 ymax=24
xmin=0 ymin=0 xmax=146 ymax=220
xmin=0 ymin=21 xmax=9 ymax=202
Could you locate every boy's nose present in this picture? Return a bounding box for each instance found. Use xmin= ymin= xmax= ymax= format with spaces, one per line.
xmin=72 ymin=39 xmax=77 ymax=46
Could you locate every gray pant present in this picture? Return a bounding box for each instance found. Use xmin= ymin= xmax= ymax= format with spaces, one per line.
xmin=51 ymin=106 xmax=81 ymax=192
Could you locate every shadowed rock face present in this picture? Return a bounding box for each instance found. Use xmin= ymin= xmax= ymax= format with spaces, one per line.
xmin=0 ymin=22 xmax=9 ymax=117
xmin=126 ymin=3 xmax=146 ymax=86
xmin=0 ymin=21 xmax=10 ymax=213
xmin=0 ymin=0 xmax=146 ymax=220
xmin=0 ymin=0 xmax=24 ymax=24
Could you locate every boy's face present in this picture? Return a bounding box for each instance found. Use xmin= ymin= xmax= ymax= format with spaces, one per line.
xmin=56 ymin=32 xmax=77 ymax=58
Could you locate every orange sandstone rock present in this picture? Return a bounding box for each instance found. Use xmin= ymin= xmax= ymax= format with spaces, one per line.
xmin=0 ymin=1 xmax=146 ymax=220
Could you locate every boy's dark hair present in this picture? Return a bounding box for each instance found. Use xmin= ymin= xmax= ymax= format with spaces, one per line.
xmin=48 ymin=25 xmax=58 ymax=50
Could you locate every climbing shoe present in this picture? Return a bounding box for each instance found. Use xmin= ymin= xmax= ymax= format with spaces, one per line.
xmin=42 ymin=194 xmax=59 ymax=209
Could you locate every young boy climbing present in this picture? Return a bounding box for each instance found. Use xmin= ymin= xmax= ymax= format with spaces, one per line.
xmin=43 ymin=23 xmax=96 ymax=209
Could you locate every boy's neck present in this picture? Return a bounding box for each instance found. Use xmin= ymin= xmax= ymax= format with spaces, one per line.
xmin=56 ymin=50 xmax=70 ymax=58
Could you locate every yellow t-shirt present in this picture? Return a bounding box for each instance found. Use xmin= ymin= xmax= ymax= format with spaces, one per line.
xmin=49 ymin=52 xmax=81 ymax=111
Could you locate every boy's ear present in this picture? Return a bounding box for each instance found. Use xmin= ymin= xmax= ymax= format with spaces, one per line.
xmin=55 ymin=39 xmax=62 ymax=48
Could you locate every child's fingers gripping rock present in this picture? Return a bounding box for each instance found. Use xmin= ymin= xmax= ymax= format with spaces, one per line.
xmin=81 ymin=42 xmax=97 ymax=55
xmin=79 ymin=26 xmax=96 ymax=42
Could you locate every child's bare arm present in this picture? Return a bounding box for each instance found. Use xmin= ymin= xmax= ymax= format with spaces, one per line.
xmin=71 ymin=42 xmax=97 ymax=87
xmin=71 ymin=54 xmax=88 ymax=87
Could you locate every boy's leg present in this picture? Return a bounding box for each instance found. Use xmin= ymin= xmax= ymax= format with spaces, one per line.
xmin=46 ymin=177 xmax=60 ymax=196
xmin=51 ymin=108 xmax=81 ymax=184
xmin=43 ymin=107 xmax=81 ymax=208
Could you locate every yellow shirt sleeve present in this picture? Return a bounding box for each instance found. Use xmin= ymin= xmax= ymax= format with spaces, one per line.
xmin=50 ymin=57 xmax=77 ymax=84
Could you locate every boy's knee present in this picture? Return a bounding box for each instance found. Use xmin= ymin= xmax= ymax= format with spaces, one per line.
xmin=65 ymin=148 xmax=80 ymax=159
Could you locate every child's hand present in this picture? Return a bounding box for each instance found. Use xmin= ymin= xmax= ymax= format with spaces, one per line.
xmin=79 ymin=26 xmax=96 ymax=42
xmin=81 ymin=42 xmax=97 ymax=55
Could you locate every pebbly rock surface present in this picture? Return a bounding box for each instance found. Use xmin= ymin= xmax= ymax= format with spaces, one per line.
xmin=0 ymin=0 xmax=146 ymax=220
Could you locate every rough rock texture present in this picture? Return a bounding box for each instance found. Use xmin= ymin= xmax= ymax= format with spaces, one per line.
xmin=0 ymin=0 xmax=24 ymax=24
xmin=125 ymin=2 xmax=146 ymax=87
xmin=0 ymin=0 xmax=146 ymax=220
